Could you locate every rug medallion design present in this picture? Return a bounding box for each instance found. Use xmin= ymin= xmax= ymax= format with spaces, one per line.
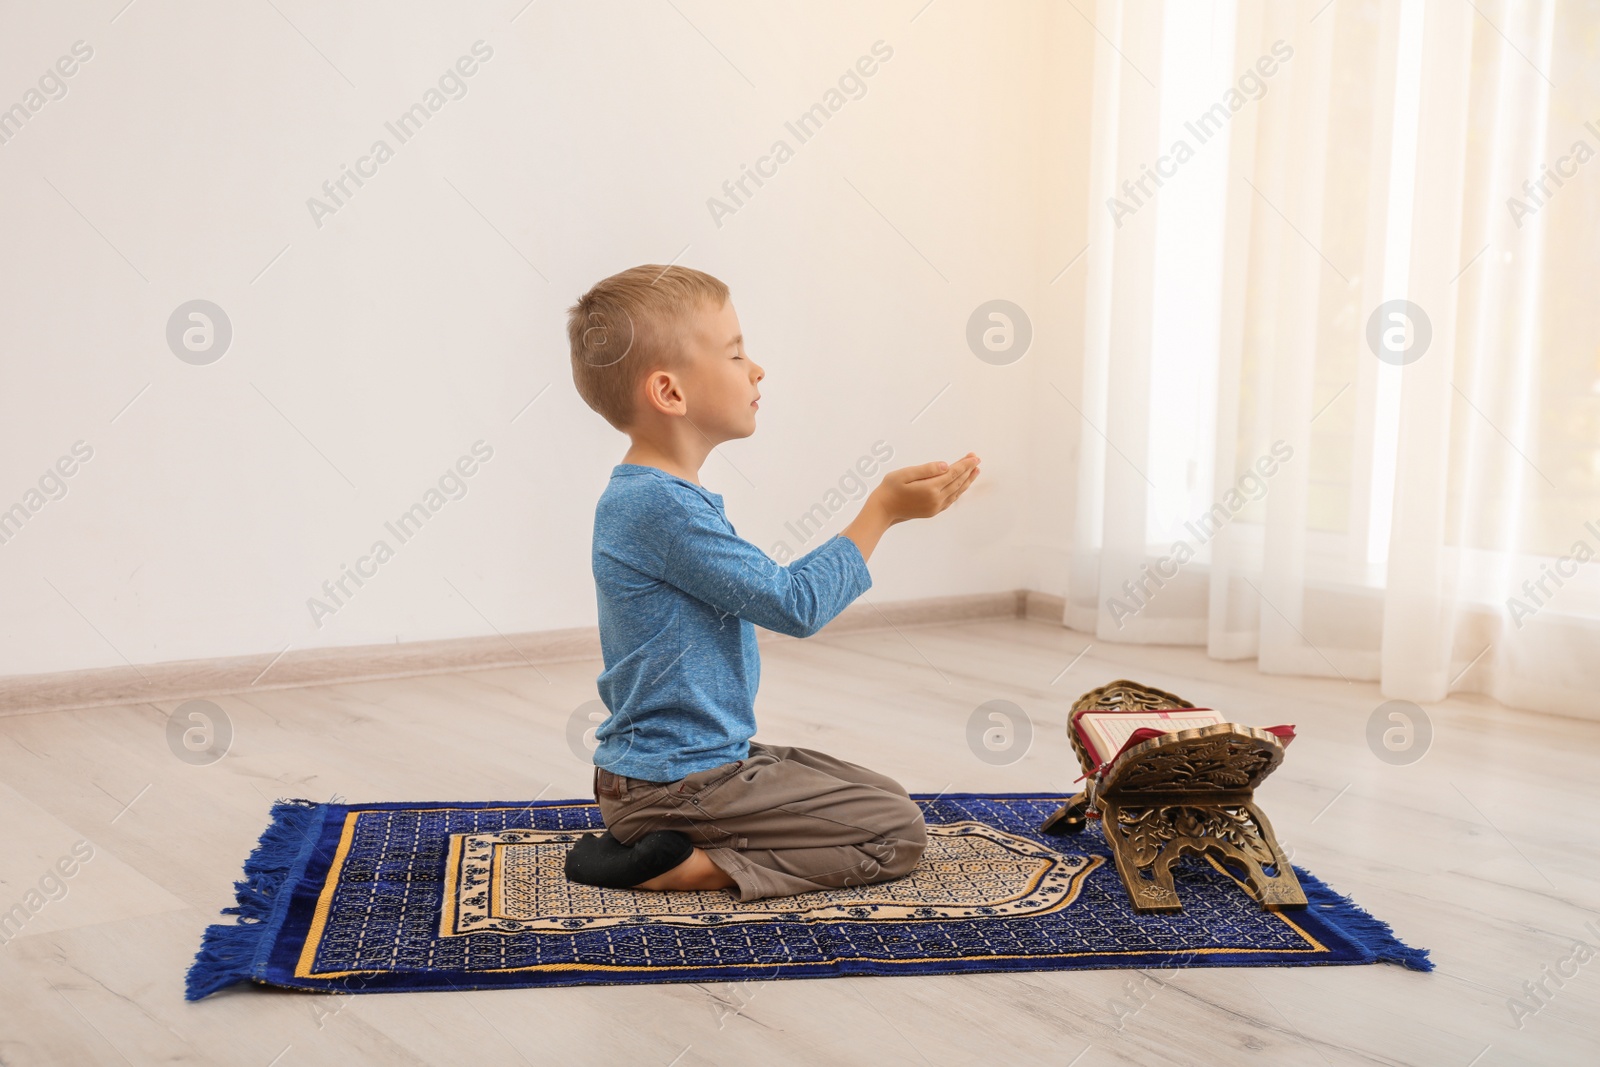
xmin=443 ymin=820 xmax=1101 ymax=934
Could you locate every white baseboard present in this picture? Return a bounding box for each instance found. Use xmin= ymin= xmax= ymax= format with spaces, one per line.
xmin=1 ymin=589 xmax=1066 ymax=716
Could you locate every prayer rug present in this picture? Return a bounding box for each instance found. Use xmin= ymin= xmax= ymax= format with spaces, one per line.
xmin=185 ymin=793 xmax=1431 ymax=998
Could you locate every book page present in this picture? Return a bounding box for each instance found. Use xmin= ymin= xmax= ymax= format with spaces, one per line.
xmin=1078 ymin=709 xmax=1227 ymax=764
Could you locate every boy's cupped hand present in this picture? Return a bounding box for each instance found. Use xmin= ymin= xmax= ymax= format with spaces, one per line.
xmin=874 ymin=453 xmax=981 ymax=523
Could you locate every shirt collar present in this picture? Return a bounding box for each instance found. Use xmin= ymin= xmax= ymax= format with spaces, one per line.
xmin=612 ymin=463 xmax=724 ymax=507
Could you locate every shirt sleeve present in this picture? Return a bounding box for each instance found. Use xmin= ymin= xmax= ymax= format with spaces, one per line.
xmin=659 ymin=499 xmax=873 ymax=638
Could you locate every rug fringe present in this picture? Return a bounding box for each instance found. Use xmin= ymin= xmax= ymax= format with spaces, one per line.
xmin=1292 ymin=864 xmax=1434 ymax=972
xmin=185 ymin=798 xmax=326 ymax=1001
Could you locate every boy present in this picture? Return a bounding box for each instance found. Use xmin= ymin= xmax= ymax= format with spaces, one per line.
xmin=562 ymin=264 xmax=981 ymax=902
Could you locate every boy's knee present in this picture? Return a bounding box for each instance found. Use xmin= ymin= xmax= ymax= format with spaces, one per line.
xmin=876 ymin=796 xmax=927 ymax=879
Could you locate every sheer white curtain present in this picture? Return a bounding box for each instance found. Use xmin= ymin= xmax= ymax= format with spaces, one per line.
xmin=1065 ymin=0 xmax=1599 ymax=719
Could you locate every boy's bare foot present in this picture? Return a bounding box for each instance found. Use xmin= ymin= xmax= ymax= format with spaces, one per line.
xmin=633 ymin=847 xmax=736 ymax=891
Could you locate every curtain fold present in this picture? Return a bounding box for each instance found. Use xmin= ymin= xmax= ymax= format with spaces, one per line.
xmin=1065 ymin=0 xmax=1596 ymax=720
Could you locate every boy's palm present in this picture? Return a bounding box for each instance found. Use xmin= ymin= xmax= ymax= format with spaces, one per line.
xmin=877 ymin=453 xmax=980 ymax=522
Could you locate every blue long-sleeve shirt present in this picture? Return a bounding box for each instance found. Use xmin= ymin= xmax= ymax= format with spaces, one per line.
xmin=590 ymin=462 xmax=873 ymax=781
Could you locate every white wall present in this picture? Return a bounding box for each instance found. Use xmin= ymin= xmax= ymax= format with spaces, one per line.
xmin=0 ymin=1 xmax=1095 ymax=676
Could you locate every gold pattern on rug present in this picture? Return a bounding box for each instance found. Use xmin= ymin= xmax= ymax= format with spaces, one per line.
xmin=441 ymin=820 xmax=1103 ymax=935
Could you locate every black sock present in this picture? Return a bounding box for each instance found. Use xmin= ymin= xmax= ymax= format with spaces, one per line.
xmin=563 ymin=829 xmax=695 ymax=888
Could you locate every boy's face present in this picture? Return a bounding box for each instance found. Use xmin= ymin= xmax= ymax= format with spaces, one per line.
xmin=672 ymin=297 xmax=764 ymax=440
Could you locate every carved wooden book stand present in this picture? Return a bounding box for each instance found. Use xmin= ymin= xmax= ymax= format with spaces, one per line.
xmin=1040 ymin=680 xmax=1306 ymax=914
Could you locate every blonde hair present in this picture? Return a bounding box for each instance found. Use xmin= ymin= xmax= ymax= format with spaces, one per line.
xmin=567 ymin=264 xmax=730 ymax=431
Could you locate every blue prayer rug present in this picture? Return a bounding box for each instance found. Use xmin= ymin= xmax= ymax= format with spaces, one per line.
xmin=185 ymin=794 xmax=1431 ymax=999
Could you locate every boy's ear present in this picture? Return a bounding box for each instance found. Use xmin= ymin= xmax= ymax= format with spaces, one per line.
xmin=639 ymin=368 xmax=687 ymax=417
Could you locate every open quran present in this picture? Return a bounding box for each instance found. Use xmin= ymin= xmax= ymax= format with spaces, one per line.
xmin=1042 ymin=681 xmax=1306 ymax=914
xmin=1073 ymin=707 xmax=1297 ymax=783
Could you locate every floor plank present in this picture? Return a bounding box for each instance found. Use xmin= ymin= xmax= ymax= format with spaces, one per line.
xmin=1 ymin=618 xmax=1595 ymax=1066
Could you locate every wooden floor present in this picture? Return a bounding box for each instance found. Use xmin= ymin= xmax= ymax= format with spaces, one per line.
xmin=2 ymin=617 xmax=1596 ymax=1066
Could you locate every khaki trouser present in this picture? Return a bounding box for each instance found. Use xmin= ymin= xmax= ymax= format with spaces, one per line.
xmin=592 ymin=740 xmax=928 ymax=902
